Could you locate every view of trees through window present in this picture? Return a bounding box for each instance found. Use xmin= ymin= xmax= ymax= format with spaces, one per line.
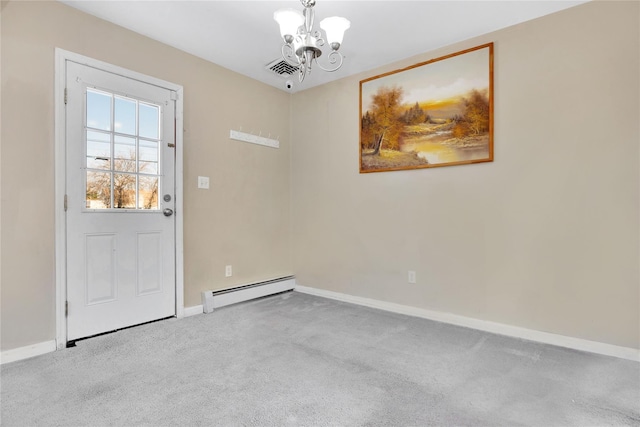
xmin=85 ymin=89 xmax=161 ymax=210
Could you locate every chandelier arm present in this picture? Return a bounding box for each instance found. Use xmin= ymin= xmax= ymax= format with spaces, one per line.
xmin=312 ymin=30 xmax=324 ymax=47
xmin=281 ymin=44 xmax=302 ymax=68
xmin=314 ymin=50 xmax=344 ymax=73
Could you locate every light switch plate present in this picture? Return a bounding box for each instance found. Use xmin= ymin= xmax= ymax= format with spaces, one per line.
xmin=198 ymin=176 xmax=210 ymax=189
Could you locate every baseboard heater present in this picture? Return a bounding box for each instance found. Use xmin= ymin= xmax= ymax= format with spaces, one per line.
xmin=201 ymin=276 xmax=295 ymax=314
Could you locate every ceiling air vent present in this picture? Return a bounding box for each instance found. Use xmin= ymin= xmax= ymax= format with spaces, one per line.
xmin=265 ymin=59 xmax=298 ymax=77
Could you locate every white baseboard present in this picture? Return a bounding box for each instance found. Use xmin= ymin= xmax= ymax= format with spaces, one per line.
xmin=295 ymin=285 xmax=640 ymax=362
xmin=184 ymin=305 xmax=203 ymax=317
xmin=0 ymin=340 xmax=57 ymax=365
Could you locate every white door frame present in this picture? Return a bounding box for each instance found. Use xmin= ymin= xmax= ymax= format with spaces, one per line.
xmin=54 ymin=48 xmax=185 ymax=349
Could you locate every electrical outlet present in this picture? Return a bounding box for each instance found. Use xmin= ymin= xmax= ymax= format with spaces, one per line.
xmin=225 ymin=265 xmax=232 ymax=277
xmin=408 ymin=270 xmax=416 ymax=284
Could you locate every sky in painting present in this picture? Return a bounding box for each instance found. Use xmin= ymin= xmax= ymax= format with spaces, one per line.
xmin=361 ymin=46 xmax=490 ymax=112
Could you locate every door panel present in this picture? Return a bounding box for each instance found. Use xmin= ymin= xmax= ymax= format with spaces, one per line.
xmin=66 ymin=61 xmax=176 ymax=341
xmin=137 ymin=232 xmax=163 ymax=296
xmin=85 ymin=233 xmax=117 ymax=304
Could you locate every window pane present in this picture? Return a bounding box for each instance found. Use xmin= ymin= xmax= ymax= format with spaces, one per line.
xmin=139 ymin=139 xmax=158 ymax=162
xmin=114 ymin=97 xmax=137 ymax=135
xmin=139 ymin=161 xmax=158 ymax=175
xmin=87 ymin=157 xmax=111 ymax=170
xmin=113 ymin=174 xmax=136 ymax=209
xmin=86 ymin=171 xmax=111 ymax=209
xmin=139 ymin=176 xmax=159 ymax=209
xmin=86 ymin=131 xmax=111 ymax=170
xmin=87 ymin=90 xmax=111 ymax=131
xmin=83 ymin=90 xmax=163 ymax=212
xmin=139 ymin=103 xmax=159 ymax=139
xmin=114 ymin=136 xmax=136 ymax=172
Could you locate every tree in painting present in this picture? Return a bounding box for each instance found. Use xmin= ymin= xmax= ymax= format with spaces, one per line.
xmin=366 ymin=85 xmax=405 ymax=154
xmin=453 ymin=89 xmax=490 ymax=138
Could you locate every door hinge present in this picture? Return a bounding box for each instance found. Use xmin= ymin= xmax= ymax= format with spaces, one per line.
xmin=64 ymin=88 xmax=68 ymax=105
xmin=65 ymin=301 xmax=69 ymax=317
xmin=64 ymin=194 xmax=68 ymax=211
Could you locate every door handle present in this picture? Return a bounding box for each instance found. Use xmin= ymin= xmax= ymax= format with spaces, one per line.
xmin=163 ymin=208 xmax=174 ymax=217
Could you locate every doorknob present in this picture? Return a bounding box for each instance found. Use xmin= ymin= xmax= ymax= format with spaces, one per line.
xmin=163 ymin=208 xmax=174 ymax=217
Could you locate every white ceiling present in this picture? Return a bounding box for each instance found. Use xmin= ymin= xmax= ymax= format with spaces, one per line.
xmin=59 ymin=0 xmax=587 ymax=93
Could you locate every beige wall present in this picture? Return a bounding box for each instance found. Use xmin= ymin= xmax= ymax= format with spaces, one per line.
xmin=291 ymin=1 xmax=640 ymax=349
xmin=1 ymin=0 xmax=292 ymax=351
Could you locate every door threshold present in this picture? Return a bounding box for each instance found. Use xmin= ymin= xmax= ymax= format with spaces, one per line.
xmin=66 ymin=315 xmax=175 ymax=347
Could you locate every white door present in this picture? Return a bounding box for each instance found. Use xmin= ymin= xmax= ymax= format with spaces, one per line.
xmin=65 ymin=61 xmax=176 ymax=341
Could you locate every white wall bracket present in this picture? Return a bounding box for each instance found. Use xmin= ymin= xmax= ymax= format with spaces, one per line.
xmin=230 ymin=129 xmax=279 ymax=149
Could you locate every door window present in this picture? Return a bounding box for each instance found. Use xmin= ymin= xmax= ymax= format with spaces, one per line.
xmin=85 ymin=88 xmax=161 ymax=210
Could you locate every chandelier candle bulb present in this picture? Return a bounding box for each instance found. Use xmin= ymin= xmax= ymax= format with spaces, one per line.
xmin=274 ymin=9 xmax=304 ymax=40
xmin=320 ymin=16 xmax=351 ymax=47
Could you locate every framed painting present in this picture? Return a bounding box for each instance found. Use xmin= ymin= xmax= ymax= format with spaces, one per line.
xmin=359 ymin=43 xmax=493 ymax=173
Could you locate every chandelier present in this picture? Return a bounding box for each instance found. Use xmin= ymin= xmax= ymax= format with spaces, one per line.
xmin=274 ymin=0 xmax=350 ymax=83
